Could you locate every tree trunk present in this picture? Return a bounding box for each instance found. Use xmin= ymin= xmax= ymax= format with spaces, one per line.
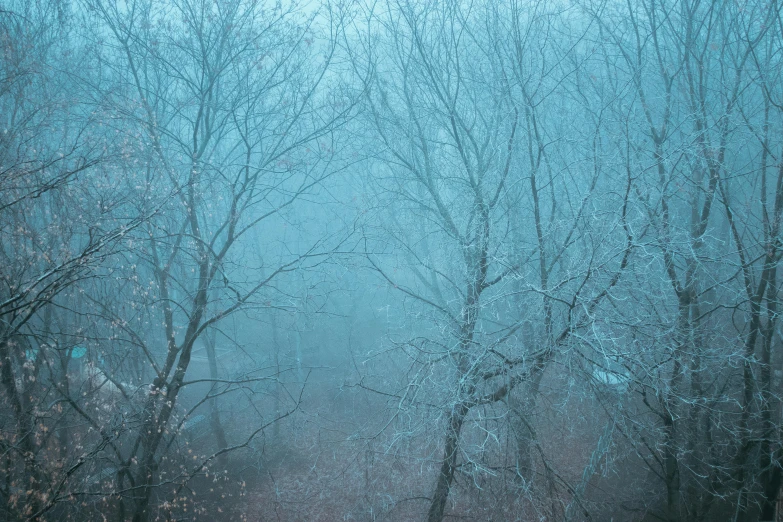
xmin=663 ymin=410 xmax=681 ymax=522
xmin=427 ymin=402 xmax=468 ymax=522
xmin=760 ymin=459 xmax=781 ymax=521
xmin=271 ymin=314 xmax=282 ymax=441
xmin=508 ymin=366 xmax=544 ymax=485
xmin=204 ymin=330 xmax=228 ymax=465
xmin=132 ymin=456 xmax=157 ymax=522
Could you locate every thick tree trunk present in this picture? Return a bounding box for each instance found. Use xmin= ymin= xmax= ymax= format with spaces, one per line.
xmin=508 ymin=367 xmax=543 ymax=485
xmin=427 ymin=403 xmax=469 ymax=522
xmin=760 ymin=461 xmax=781 ymax=521
xmin=132 ymin=450 xmax=167 ymax=522
xmin=0 ymin=337 xmax=43 ymax=519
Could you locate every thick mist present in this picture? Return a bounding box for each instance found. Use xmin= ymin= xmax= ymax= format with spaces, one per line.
xmin=2 ymin=0 xmax=783 ymax=521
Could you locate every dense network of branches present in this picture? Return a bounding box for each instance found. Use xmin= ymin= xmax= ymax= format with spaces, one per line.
xmin=1 ymin=0 xmax=783 ymax=521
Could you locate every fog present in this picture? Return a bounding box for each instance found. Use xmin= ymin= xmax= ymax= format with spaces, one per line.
xmin=2 ymin=0 xmax=783 ymax=521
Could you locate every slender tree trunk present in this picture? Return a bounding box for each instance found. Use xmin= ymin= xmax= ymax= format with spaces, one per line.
xmin=204 ymin=329 xmax=228 ymax=464
xmin=56 ymin=352 xmax=70 ymax=462
xmin=663 ymin=409 xmax=681 ymax=522
xmin=271 ymin=314 xmax=282 ymax=441
xmin=663 ymin=301 xmax=688 ymax=522
xmin=759 ymin=271 xmax=779 ymax=520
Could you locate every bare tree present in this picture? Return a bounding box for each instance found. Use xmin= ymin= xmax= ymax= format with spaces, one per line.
xmin=581 ymin=0 xmax=783 ymax=520
xmin=79 ymin=0 xmax=356 ymax=518
xmin=0 ymin=3 xmax=155 ymax=519
xmin=350 ymin=1 xmax=631 ymax=520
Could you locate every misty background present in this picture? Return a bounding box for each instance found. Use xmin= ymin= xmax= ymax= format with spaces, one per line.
xmin=2 ymin=0 xmax=783 ymax=521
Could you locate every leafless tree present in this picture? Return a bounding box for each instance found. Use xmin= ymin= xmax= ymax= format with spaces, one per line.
xmin=350 ymin=1 xmax=632 ymax=519
xmin=80 ymin=0 xmax=356 ymax=519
